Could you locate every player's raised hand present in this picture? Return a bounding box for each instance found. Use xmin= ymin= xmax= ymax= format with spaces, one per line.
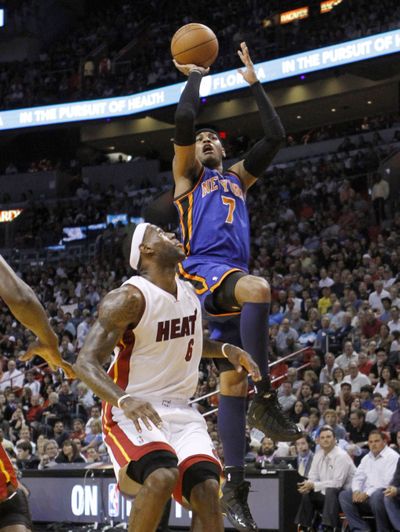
xmin=237 ymin=42 xmax=258 ymax=85
xmin=173 ymin=59 xmax=209 ymax=77
xmin=223 ymin=344 xmax=261 ymax=382
xmin=119 ymin=396 xmax=163 ymax=432
xmin=20 ymin=340 xmax=76 ymax=379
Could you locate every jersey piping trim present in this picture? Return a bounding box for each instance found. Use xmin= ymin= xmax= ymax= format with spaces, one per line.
xmin=173 ymin=166 xmax=205 ymax=202
xmin=178 ymin=263 xmax=208 ymax=294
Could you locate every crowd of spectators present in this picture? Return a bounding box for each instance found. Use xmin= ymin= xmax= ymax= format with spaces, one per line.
xmin=0 ymin=112 xmax=399 ymax=519
xmin=2 ymin=0 xmax=400 ymax=109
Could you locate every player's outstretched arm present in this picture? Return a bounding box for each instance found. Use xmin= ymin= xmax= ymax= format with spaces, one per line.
xmin=203 ymin=338 xmax=261 ymax=382
xmin=172 ymin=61 xmax=208 ymax=197
xmin=0 ymin=255 xmax=75 ymax=378
xmin=74 ymin=285 xmax=162 ymax=432
xmin=230 ymin=42 xmax=286 ymax=191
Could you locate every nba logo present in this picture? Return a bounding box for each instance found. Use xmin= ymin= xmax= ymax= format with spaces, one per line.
xmin=108 ymin=483 xmax=120 ymax=517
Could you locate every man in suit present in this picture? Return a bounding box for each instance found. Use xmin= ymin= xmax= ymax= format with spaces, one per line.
xmin=384 ymin=457 xmax=400 ymax=531
xmin=295 ymin=435 xmax=314 ymax=478
xmin=296 ymin=426 xmax=355 ymax=532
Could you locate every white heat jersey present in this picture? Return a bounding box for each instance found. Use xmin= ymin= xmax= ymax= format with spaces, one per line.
xmin=107 ymin=275 xmax=202 ymax=402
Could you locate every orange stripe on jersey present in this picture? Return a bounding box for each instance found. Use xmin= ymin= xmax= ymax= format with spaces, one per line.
xmin=187 ymin=193 xmax=194 ymax=253
xmin=173 ymin=167 xmax=205 ymax=202
xmin=209 ymin=268 xmax=243 ymax=293
xmin=178 ymin=263 xmax=208 ymax=294
xmin=175 ymin=200 xmax=188 ymax=254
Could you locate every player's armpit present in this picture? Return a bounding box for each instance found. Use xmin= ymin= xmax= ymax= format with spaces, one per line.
xmin=98 ymin=284 xmax=145 ymax=331
xmin=173 ymin=147 xmax=203 ymax=197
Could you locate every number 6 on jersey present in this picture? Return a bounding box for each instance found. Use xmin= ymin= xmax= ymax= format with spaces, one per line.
xmin=221 ymin=196 xmax=236 ymax=224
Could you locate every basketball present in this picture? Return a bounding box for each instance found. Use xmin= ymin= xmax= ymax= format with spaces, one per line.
xmin=171 ymin=23 xmax=219 ymax=68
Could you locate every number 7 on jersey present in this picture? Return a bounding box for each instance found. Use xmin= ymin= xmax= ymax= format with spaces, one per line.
xmin=221 ymin=196 xmax=236 ymax=224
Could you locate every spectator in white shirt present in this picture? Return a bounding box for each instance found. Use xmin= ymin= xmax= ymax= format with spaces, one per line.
xmin=342 ymin=362 xmax=371 ymax=394
xmin=24 ymin=370 xmax=41 ymax=395
xmin=319 ymin=352 xmax=338 ymax=384
xmin=278 ymin=381 xmax=297 ymax=412
xmin=335 ymin=341 xmax=359 ymax=371
xmin=319 ymin=268 xmax=335 ymax=289
xmin=388 ymin=305 xmax=400 ymax=334
xmin=365 ymin=393 xmax=393 ymax=430
xmin=339 ymin=430 xmax=399 ymax=532
xmin=371 ymin=174 xmax=389 ymax=225
xmin=368 ymin=280 xmax=390 ymax=314
xmin=295 ymin=426 xmax=355 ymax=531
xmin=76 ymin=311 xmax=92 ymax=349
xmin=0 ymin=359 xmax=24 ymax=391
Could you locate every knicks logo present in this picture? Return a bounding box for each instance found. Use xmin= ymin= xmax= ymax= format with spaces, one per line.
xmin=156 ymin=310 xmax=197 ymax=342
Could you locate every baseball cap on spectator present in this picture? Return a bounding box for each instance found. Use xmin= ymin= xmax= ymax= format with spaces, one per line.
xmin=362 ymin=254 xmax=371 ymax=259
xmin=8 ymin=336 xmax=16 ymax=342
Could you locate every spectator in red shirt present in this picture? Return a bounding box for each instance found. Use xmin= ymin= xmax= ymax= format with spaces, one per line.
xmin=361 ymin=309 xmax=383 ymax=339
xmin=357 ymin=352 xmax=374 ymax=376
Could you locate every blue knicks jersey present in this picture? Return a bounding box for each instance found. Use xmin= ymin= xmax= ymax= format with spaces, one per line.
xmin=174 ymin=166 xmax=250 ymax=268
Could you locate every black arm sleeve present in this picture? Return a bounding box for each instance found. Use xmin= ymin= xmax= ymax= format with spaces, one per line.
xmin=174 ymin=71 xmax=202 ymax=146
xmin=243 ymin=81 xmax=286 ymax=177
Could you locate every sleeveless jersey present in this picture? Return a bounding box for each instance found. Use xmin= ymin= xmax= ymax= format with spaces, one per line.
xmin=107 ymin=276 xmax=202 ymax=402
xmin=174 ymin=167 xmax=250 ymax=269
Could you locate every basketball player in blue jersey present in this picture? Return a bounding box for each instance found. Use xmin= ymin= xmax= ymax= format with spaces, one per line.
xmin=173 ymin=42 xmax=302 ymax=531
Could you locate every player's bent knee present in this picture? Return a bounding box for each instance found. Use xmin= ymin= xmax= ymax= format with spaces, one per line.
xmin=235 ymin=275 xmax=270 ymax=304
xmin=126 ymin=450 xmax=178 ymax=487
xmin=183 ymin=461 xmax=220 ymax=505
xmin=145 ymin=467 xmax=179 ymax=495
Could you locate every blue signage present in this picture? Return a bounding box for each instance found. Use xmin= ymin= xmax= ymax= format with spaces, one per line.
xmin=0 ymin=29 xmax=399 ymax=131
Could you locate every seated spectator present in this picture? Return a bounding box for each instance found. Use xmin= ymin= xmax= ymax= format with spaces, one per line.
xmin=0 ymin=359 xmax=24 ymax=391
xmin=55 ymin=439 xmax=86 ymax=464
xmin=359 ymin=385 xmax=375 ymax=411
xmin=365 ymin=393 xmax=393 ymax=430
xmin=342 ymin=362 xmax=371 ymax=393
xmin=85 ymin=405 xmax=101 ymax=435
xmin=81 ymin=419 xmax=103 ymax=452
xmin=278 ymin=381 xmax=297 ymax=412
xmin=40 ymin=392 xmax=68 ymax=426
xmin=376 ymin=323 xmax=393 ymax=353
xmin=388 ymin=398 xmax=400 ymax=439
xmin=388 ymin=306 xmax=400 ymax=334
xmin=388 ymin=330 xmax=400 ymax=366
xmin=374 ymin=364 xmax=398 ymax=398
xmin=361 ymin=309 xmax=383 ymax=340
xmin=304 ymin=408 xmax=321 ymax=441
xmin=339 ymin=430 xmax=399 ymax=532
xmin=320 ymin=383 xmax=337 ymax=409
xmin=275 ymin=318 xmax=299 ymax=357
xmin=335 ymin=341 xmax=359 ymax=371
xmin=297 ymin=383 xmax=318 ymax=409
xmin=293 ymin=435 xmax=314 ymax=478
xmin=288 ymin=400 xmax=310 ymax=425
xmin=357 ymin=352 xmax=373 ymax=376
xmin=383 ymin=457 xmax=400 ymax=531
xmin=368 ymin=349 xmax=388 ymax=385
xmin=337 ymin=382 xmax=354 ymax=417
xmin=330 ymin=367 xmax=346 ymax=396
xmin=52 ymin=420 xmax=69 ymax=447
xmin=368 ymin=281 xmax=391 ymax=314
xmin=16 ymin=441 xmax=39 ymax=470
xmin=69 ymin=418 xmax=86 ymax=442
xmin=295 ymin=426 xmax=355 ymax=531
xmin=322 ymin=410 xmax=347 ymax=441
xmin=24 ymin=371 xmax=41 ymax=396
xmin=298 ymin=322 xmax=317 ymax=348
xmin=38 ymin=439 xmax=59 ymax=470
xmin=346 ymin=409 xmax=376 ymax=452
xmin=85 ymin=447 xmax=101 ymax=463
xmin=255 ymin=437 xmax=280 ymax=465
xmin=314 ymin=316 xmax=334 ymax=355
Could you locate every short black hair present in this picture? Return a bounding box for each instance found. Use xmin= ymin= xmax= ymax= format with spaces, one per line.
xmin=195 ymin=127 xmax=222 ymax=142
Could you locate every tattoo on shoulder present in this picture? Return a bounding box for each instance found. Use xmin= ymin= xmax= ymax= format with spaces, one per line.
xmin=99 ymin=286 xmax=144 ymax=330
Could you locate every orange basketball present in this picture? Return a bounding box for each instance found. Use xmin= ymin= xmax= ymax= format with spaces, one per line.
xmin=171 ymin=23 xmax=219 ymax=68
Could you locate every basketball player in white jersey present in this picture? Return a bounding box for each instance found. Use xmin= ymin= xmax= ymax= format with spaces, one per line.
xmin=74 ymin=223 xmax=260 ymax=532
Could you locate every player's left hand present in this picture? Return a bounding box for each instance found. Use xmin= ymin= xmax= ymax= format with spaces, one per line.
xmin=223 ymin=344 xmax=261 ymax=381
xmin=237 ymin=42 xmax=258 ymax=85
xmin=20 ymin=340 xmax=76 ymax=379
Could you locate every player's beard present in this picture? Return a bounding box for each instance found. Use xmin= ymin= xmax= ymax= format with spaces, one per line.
xmin=200 ymin=152 xmax=221 ymax=169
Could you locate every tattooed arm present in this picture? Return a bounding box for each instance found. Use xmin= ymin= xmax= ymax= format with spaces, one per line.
xmin=74 ymin=284 xmax=162 ymax=431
